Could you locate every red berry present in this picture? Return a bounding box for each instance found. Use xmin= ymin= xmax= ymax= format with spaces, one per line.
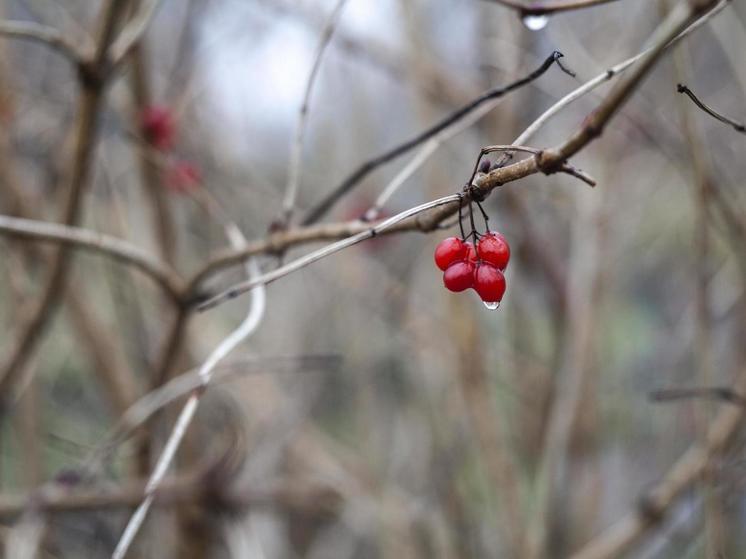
xmin=434 ymin=237 xmax=467 ymax=271
xmin=443 ymin=261 xmax=474 ymax=292
xmin=473 ymin=263 xmax=506 ymax=303
xmin=466 ymin=243 xmax=478 ymax=264
xmin=478 ymin=232 xmax=510 ymax=270
xmin=166 ymin=161 xmax=201 ymax=193
xmin=140 ymin=105 xmax=175 ymax=150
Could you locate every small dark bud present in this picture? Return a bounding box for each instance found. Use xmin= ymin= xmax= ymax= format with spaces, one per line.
xmin=478 ymin=160 xmax=492 ymax=174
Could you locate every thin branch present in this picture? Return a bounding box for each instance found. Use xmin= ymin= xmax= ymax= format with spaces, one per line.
xmin=650 ymin=387 xmax=746 ymax=406
xmin=482 ymin=0 xmax=621 ymax=16
xmin=0 ymin=215 xmax=183 ymax=297
xmin=196 ymin=194 xmax=461 ymax=311
xmin=112 ymin=211 xmax=267 ymax=559
xmin=301 ymin=50 xmax=572 ymax=225
xmin=0 ymin=19 xmax=87 ymax=61
xmin=0 ymin=476 xmax=341 ymax=519
xmin=110 ymin=0 xmax=162 ymax=66
xmin=677 ymin=83 xmax=746 ymax=134
xmin=281 ymin=0 xmax=348 ymax=224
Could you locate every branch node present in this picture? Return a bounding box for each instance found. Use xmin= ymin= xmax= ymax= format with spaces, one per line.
xmin=77 ymin=60 xmax=106 ymax=91
xmin=534 ymin=149 xmax=564 ymax=175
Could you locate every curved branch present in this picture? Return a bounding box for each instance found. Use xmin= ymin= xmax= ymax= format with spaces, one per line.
xmin=0 ymin=215 xmax=183 ymax=297
xmin=0 ymin=20 xmax=87 ymax=61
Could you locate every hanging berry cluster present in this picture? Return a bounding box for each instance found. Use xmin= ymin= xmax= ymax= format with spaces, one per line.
xmin=434 ymin=194 xmax=510 ymax=310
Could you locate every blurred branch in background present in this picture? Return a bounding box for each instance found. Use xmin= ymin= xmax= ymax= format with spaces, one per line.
xmin=281 ymin=0 xmax=349 ymax=226
xmin=0 ymin=19 xmax=89 ymax=61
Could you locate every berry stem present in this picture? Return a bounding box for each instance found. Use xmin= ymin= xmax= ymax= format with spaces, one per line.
xmin=457 ymin=194 xmax=466 ymax=241
xmin=468 ymin=200 xmax=478 ymax=247
xmin=475 ymin=200 xmax=490 ymax=232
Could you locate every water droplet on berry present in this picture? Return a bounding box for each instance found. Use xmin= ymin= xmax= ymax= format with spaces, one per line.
xmin=483 ymin=301 xmax=500 ymax=311
xmin=522 ymin=14 xmax=548 ymax=31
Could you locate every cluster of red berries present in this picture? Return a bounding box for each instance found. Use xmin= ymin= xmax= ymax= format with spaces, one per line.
xmin=139 ymin=106 xmax=201 ymax=194
xmin=435 ymin=232 xmax=510 ymax=309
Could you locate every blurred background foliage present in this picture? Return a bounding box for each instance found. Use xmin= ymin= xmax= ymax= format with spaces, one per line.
xmin=1 ymin=0 xmax=746 ymax=557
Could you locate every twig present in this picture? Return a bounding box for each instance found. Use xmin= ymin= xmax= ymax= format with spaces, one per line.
xmin=301 ymin=50 xmax=572 ymax=225
xmin=0 ymin=476 xmax=341 ymax=518
xmin=281 ymin=0 xmax=348 ymax=224
xmin=110 ymin=0 xmax=162 ymax=66
xmin=482 ymin=0 xmax=621 ymax=16
xmin=677 ymin=83 xmax=746 ymax=134
xmin=650 ymin=387 xmax=746 ymax=406
xmin=111 ymin=215 xmax=266 ymax=559
xmin=0 ymin=19 xmax=87 ymax=61
xmin=0 ymin=214 xmax=183 ymax=297
xmin=196 ymin=194 xmax=461 ymax=311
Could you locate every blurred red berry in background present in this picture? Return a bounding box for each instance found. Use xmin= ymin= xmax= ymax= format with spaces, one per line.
xmin=140 ymin=105 xmax=175 ymax=150
xmin=166 ymin=160 xmax=201 ymax=194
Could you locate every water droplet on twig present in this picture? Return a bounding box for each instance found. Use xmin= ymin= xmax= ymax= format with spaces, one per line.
xmin=522 ymin=14 xmax=548 ymax=31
